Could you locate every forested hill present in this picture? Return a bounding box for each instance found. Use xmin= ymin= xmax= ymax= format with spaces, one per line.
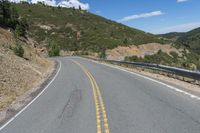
xmin=176 ymin=27 xmax=200 ymax=54
xmin=159 ymin=27 xmax=200 ymax=54
xmin=13 ymin=3 xmax=165 ymax=52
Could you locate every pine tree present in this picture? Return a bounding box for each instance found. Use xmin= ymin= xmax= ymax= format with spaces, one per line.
xmin=2 ymin=0 xmax=11 ymax=20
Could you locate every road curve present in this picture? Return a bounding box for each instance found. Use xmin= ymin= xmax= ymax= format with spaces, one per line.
xmin=1 ymin=57 xmax=200 ymax=133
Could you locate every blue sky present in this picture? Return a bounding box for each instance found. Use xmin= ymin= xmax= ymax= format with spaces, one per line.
xmin=79 ymin=0 xmax=200 ymax=34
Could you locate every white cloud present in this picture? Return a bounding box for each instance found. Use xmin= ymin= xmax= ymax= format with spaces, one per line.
xmin=177 ymin=0 xmax=189 ymax=3
xmin=31 ymin=0 xmax=56 ymax=6
xmin=9 ymin=0 xmax=28 ymax=3
xmin=58 ymin=0 xmax=89 ymax=10
xmin=118 ymin=11 xmax=164 ymax=22
xmin=153 ymin=22 xmax=200 ymax=34
xmin=8 ymin=0 xmax=89 ymax=10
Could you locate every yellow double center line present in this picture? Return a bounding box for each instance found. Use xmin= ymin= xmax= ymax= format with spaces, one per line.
xmin=71 ymin=60 xmax=110 ymax=133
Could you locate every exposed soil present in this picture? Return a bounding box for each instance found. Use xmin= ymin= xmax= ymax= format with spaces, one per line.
xmin=106 ymin=43 xmax=182 ymax=60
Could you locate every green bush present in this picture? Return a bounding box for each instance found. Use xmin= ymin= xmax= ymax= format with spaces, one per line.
xmin=14 ymin=18 xmax=28 ymax=37
xmin=15 ymin=24 xmax=24 ymax=37
xmin=170 ymin=51 xmax=179 ymax=58
xmin=14 ymin=44 xmax=24 ymax=57
xmin=125 ymin=49 xmax=200 ymax=70
xmin=99 ymin=49 xmax=106 ymax=59
xmin=48 ymin=41 xmax=60 ymax=57
xmin=125 ymin=50 xmax=177 ymax=65
xmin=125 ymin=56 xmax=141 ymax=62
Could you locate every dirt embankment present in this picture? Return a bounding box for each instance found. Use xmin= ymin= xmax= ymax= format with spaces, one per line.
xmin=0 ymin=28 xmax=55 ymax=121
xmin=106 ymin=43 xmax=182 ymax=60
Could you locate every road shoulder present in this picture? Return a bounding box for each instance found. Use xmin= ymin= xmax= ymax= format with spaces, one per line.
xmin=0 ymin=60 xmax=59 ymax=126
xmin=85 ymin=57 xmax=200 ymax=98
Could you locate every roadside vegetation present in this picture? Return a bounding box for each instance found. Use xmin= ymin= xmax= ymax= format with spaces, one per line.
xmin=13 ymin=43 xmax=24 ymax=57
xmin=125 ymin=50 xmax=180 ymax=65
xmin=125 ymin=49 xmax=200 ymax=70
xmin=48 ymin=41 xmax=60 ymax=57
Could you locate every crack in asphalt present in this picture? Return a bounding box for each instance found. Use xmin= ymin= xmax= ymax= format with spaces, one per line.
xmin=59 ymin=89 xmax=82 ymax=119
xmin=39 ymin=89 xmax=82 ymax=133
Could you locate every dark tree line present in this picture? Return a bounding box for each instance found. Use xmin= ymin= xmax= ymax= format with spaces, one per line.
xmin=0 ymin=0 xmax=28 ymax=37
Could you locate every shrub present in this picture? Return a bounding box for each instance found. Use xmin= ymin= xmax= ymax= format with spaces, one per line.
xmin=14 ymin=18 xmax=28 ymax=37
xmin=99 ymin=48 xmax=106 ymax=59
xmin=48 ymin=41 xmax=60 ymax=57
xmin=125 ymin=50 xmax=175 ymax=65
xmin=15 ymin=24 xmax=24 ymax=37
xmin=123 ymin=38 xmax=128 ymax=44
xmin=14 ymin=44 xmax=24 ymax=57
xmin=170 ymin=51 xmax=179 ymax=58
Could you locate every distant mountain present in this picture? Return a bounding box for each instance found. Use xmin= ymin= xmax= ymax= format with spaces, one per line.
xmin=157 ymin=27 xmax=200 ymax=70
xmin=157 ymin=32 xmax=185 ymax=41
xmin=176 ymin=27 xmax=200 ymax=54
xmin=158 ymin=27 xmax=200 ymax=54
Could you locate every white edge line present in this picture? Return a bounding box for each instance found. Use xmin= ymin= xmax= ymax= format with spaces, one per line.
xmin=81 ymin=57 xmax=200 ymax=101
xmin=0 ymin=60 xmax=62 ymax=131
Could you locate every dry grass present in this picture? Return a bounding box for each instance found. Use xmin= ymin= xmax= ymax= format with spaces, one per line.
xmin=0 ymin=28 xmax=54 ymax=111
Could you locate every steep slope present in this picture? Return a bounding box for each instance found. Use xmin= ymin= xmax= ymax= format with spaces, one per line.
xmin=150 ymin=28 xmax=200 ymax=69
xmin=0 ymin=27 xmax=54 ymax=111
xmin=106 ymin=43 xmax=182 ymax=60
xmin=176 ymin=27 xmax=200 ymax=54
xmin=158 ymin=27 xmax=200 ymax=54
xmin=13 ymin=3 xmax=165 ymax=53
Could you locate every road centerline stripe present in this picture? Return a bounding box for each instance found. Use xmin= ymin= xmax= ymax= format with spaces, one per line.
xmin=71 ymin=60 xmax=110 ymax=133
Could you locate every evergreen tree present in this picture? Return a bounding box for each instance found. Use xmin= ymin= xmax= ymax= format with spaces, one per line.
xmin=15 ymin=18 xmax=28 ymax=37
xmin=10 ymin=6 xmax=18 ymax=27
xmin=1 ymin=0 xmax=11 ymax=20
xmin=0 ymin=0 xmax=20 ymax=28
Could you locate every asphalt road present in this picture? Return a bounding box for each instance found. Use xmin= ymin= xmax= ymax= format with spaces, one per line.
xmin=1 ymin=57 xmax=200 ymax=133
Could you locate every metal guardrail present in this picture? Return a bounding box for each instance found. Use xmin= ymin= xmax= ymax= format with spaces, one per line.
xmin=86 ymin=57 xmax=200 ymax=82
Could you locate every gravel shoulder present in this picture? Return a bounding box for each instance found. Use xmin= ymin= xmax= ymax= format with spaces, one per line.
xmin=0 ymin=60 xmax=57 ymax=126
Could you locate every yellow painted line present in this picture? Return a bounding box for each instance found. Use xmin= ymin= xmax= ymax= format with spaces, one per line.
xmin=88 ymin=72 xmax=110 ymax=133
xmin=71 ymin=60 xmax=110 ymax=133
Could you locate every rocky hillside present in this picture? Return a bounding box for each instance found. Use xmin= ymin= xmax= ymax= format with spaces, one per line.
xmin=106 ymin=43 xmax=182 ymax=60
xmin=0 ymin=27 xmax=54 ymax=111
